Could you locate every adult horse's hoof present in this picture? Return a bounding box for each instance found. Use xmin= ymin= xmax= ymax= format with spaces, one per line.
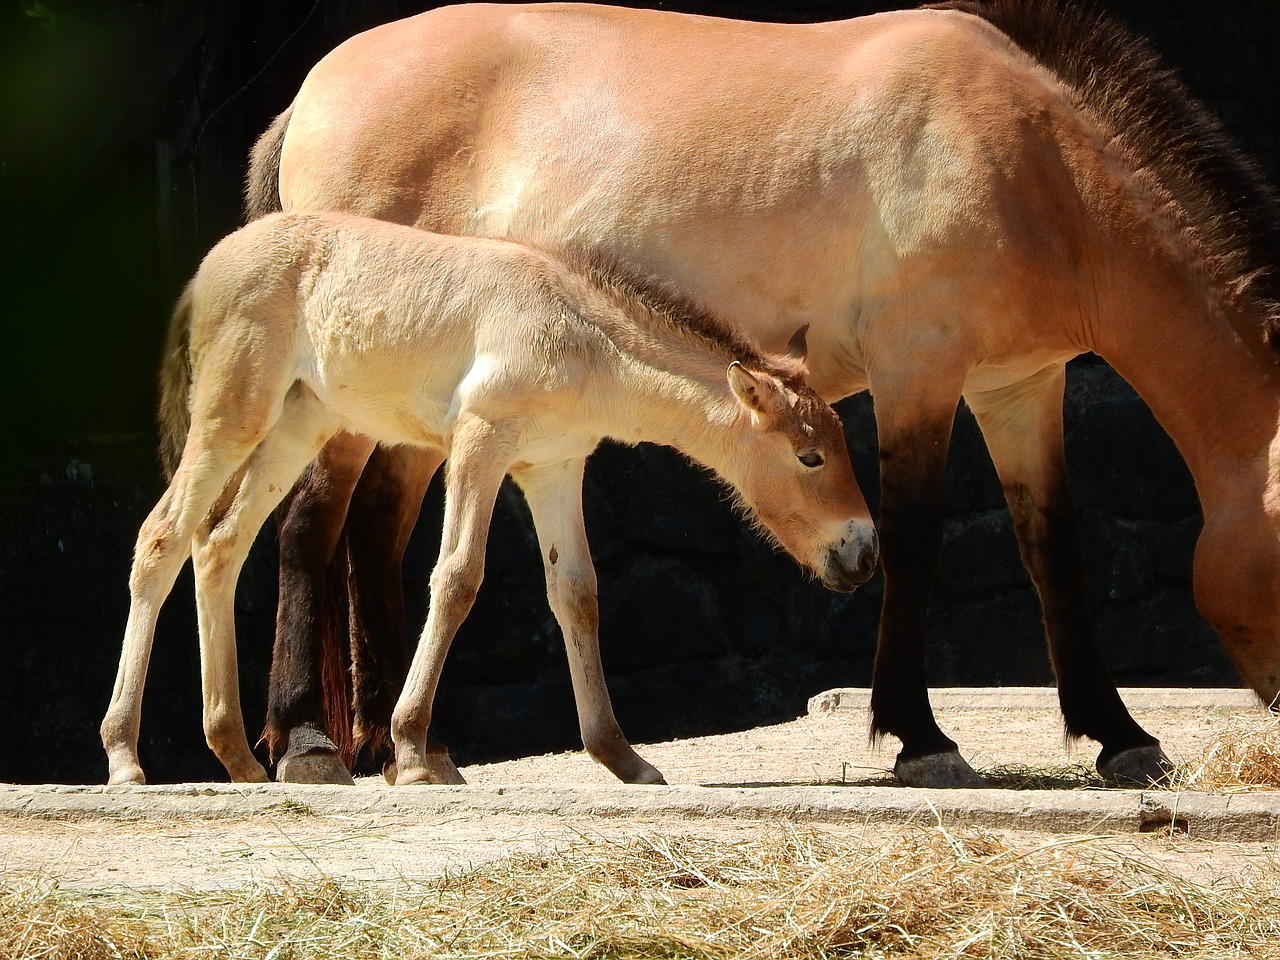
xmin=894 ymin=750 xmax=987 ymax=788
xmin=1097 ymin=745 xmax=1175 ymax=787
xmin=276 ymin=724 xmax=354 ymax=785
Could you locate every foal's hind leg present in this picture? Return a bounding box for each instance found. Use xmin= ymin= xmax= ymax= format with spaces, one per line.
xmin=192 ymin=384 xmax=341 ymax=782
xmin=101 ymin=443 xmax=263 ymax=784
xmin=966 ymin=365 xmax=1171 ymax=785
xmin=515 ymin=457 xmax=664 ymax=784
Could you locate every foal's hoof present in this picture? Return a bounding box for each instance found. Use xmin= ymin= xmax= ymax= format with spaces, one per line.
xmin=894 ymin=750 xmax=987 ymax=788
xmin=604 ymin=753 xmax=666 ymax=785
xmin=1097 ymin=745 xmax=1175 ymax=787
xmin=618 ymin=761 xmax=666 ymax=785
xmin=232 ymin=761 xmax=272 ymax=784
xmin=387 ymin=752 xmax=467 ymax=786
xmin=276 ymin=725 xmax=354 ymax=786
xmin=107 ymin=764 xmax=147 ymax=786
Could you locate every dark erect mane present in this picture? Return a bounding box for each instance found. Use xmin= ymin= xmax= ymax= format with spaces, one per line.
xmin=932 ymin=0 xmax=1280 ymax=351
xmin=549 ymin=243 xmax=807 ymax=384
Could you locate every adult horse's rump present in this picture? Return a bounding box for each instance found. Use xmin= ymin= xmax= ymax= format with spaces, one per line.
xmin=254 ymin=0 xmax=1280 ymax=787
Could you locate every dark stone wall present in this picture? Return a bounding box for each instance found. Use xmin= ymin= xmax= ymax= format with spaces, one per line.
xmin=0 ymin=0 xmax=1272 ymax=783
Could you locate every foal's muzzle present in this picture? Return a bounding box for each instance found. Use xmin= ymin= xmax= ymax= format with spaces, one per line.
xmin=820 ymin=524 xmax=879 ymax=593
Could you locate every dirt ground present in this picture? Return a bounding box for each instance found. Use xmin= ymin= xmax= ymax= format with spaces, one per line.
xmin=3 ymin=689 xmax=1278 ymax=893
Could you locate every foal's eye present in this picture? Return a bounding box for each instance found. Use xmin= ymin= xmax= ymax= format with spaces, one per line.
xmin=797 ymin=449 xmax=825 ymax=469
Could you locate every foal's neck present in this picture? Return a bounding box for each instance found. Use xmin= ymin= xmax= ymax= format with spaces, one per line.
xmin=606 ymin=334 xmax=747 ymax=457
xmin=567 ymin=278 xmax=756 ymax=468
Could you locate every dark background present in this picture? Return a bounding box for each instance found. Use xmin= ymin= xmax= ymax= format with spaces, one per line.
xmin=1 ymin=0 xmax=1276 ymax=784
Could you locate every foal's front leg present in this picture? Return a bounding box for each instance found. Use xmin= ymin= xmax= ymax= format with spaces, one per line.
xmin=515 ymin=458 xmax=665 ymax=784
xmin=966 ymin=367 xmax=1171 ymax=785
xmin=390 ymin=415 xmax=515 ymax=786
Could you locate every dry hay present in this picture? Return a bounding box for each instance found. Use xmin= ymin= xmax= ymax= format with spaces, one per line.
xmin=977 ymin=717 xmax=1280 ymax=793
xmin=974 ymin=762 xmax=1106 ymax=791
xmin=1181 ymin=713 xmax=1280 ymax=791
xmin=834 ymin=718 xmax=1280 ymax=792
xmin=977 ymin=714 xmax=1280 ymax=792
xmin=5 ymin=824 xmax=1279 ymax=960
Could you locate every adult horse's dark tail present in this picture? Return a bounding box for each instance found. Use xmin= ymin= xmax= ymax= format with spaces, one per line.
xmin=244 ymin=104 xmax=358 ymax=771
xmin=244 ymin=105 xmax=292 ymax=221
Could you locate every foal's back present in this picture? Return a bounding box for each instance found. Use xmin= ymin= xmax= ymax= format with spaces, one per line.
xmin=193 ymin=213 xmax=602 ymax=449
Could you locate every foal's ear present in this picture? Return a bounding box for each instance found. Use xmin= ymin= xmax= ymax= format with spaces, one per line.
xmin=786 ymin=324 xmax=810 ymax=364
xmin=727 ymin=362 xmax=786 ymax=425
xmin=776 ymin=324 xmax=810 ymax=379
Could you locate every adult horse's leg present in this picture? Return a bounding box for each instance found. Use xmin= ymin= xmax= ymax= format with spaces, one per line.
xmin=514 ymin=457 xmax=665 ymax=784
xmin=965 ymin=365 xmax=1172 ymax=785
xmin=391 ymin=414 xmax=517 ymax=786
xmin=343 ymin=444 xmax=443 ymax=770
xmin=268 ymin=430 xmax=375 ymax=784
xmin=193 ymin=386 xmax=340 ymax=782
xmin=868 ymin=360 xmax=986 ymax=788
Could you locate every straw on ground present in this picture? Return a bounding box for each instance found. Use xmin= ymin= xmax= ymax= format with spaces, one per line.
xmin=6 ymin=823 xmax=1279 ymax=960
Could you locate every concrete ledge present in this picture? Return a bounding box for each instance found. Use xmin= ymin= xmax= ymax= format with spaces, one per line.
xmin=4 ymin=781 xmax=1278 ymax=843
xmin=6 ymin=689 xmax=1274 ymax=850
xmin=808 ymin=687 xmax=1266 ymax=715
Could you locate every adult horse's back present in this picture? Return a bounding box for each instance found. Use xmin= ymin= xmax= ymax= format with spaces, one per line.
xmin=254 ymin=0 xmax=1280 ymax=787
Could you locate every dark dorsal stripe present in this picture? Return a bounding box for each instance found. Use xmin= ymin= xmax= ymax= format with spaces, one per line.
xmin=548 ymin=243 xmax=805 ymax=384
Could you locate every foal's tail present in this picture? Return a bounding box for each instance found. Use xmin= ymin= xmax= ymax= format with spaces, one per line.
xmin=160 ymin=91 xmax=284 ymax=476
xmin=157 ymin=280 xmax=195 ymax=480
xmin=244 ymin=104 xmax=293 ymax=222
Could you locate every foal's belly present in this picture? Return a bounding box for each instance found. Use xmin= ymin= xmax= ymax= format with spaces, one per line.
xmin=303 ymin=347 xmax=467 ymax=450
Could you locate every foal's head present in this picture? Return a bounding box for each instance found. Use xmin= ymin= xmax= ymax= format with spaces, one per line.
xmin=724 ymin=341 xmax=877 ymax=592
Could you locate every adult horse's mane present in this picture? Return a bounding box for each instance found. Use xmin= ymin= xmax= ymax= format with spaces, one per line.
xmin=548 ymin=242 xmax=808 ymax=384
xmin=934 ymin=0 xmax=1280 ymax=351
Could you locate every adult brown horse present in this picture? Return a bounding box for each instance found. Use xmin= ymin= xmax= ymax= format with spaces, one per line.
xmin=250 ymin=0 xmax=1280 ymax=788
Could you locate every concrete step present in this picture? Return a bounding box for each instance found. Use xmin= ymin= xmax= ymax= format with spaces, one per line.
xmin=808 ymin=687 xmax=1265 ymax=714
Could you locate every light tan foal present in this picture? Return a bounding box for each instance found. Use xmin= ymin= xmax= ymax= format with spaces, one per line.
xmin=101 ymin=212 xmax=876 ymax=785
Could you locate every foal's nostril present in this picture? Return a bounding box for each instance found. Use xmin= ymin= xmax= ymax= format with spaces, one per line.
xmin=840 ymin=533 xmax=878 ymax=580
xmin=821 ymin=540 xmax=876 ymax=593
xmin=846 ymin=547 xmax=876 ymax=585
xmin=851 ymin=551 xmax=875 ymax=583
